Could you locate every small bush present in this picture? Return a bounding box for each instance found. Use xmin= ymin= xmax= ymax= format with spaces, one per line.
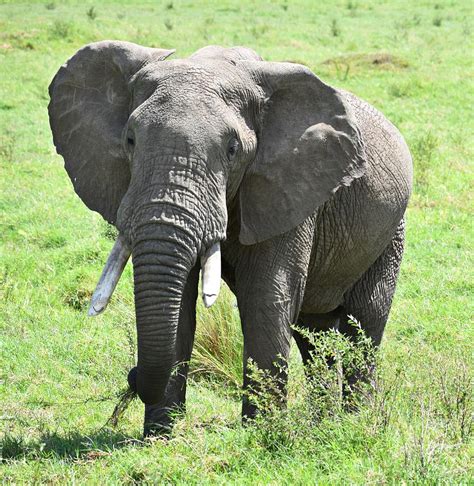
xmin=331 ymin=19 xmax=341 ymax=37
xmin=247 ymin=320 xmax=374 ymax=417
xmin=245 ymin=321 xmax=380 ymax=452
xmin=87 ymin=7 xmax=97 ymax=20
xmin=49 ymin=20 xmax=72 ymax=39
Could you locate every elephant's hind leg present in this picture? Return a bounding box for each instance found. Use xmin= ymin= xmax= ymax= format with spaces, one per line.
xmin=144 ymin=264 xmax=199 ymax=436
xmin=293 ymin=308 xmax=343 ymax=365
xmin=341 ymin=218 xmax=405 ymax=346
xmin=339 ymin=218 xmax=405 ymax=394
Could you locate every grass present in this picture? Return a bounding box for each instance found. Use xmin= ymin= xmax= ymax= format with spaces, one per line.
xmin=0 ymin=0 xmax=473 ymax=483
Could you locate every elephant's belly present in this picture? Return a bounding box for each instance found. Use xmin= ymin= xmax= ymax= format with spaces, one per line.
xmin=301 ymin=179 xmax=405 ymax=315
xmin=302 ymin=262 xmax=367 ymax=315
xmin=301 ymin=242 xmax=385 ymax=315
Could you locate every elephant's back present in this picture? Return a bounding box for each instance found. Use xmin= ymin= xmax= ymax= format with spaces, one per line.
xmin=302 ymin=90 xmax=412 ymax=314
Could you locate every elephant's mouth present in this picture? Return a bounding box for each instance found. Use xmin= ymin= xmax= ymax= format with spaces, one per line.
xmin=87 ymin=234 xmax=222 ymax=316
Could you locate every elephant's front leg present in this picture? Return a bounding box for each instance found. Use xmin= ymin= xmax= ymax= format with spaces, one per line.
xmin=144 ymin=264 xmax=199 ymax=436
xmin=239 ymin=290 xmax=294 ymax=420
xmin=235 ymin=221 xmax=314 ymax=420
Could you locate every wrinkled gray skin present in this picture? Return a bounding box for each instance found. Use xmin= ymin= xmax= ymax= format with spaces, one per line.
xmin=49 ymin=42 xmax=412 ymax=436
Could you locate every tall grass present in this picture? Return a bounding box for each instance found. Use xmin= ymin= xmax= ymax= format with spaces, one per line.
xmin=192 ymin=284 xmax=243 ymax=389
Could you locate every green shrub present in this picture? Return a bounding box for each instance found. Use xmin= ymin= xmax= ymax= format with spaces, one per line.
xmin=86 ymin=7 xmax=97 ymax=20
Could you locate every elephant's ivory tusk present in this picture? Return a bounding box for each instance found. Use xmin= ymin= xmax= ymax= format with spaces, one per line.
xmin=201 ymin=242 xmax=221 ymax=308
xmin=88 ymin=234 xmax=131 ymax=316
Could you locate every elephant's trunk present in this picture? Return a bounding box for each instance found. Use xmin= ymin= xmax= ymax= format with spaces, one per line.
xmin=131 ymin=222 xmax=197 ymax=405
xmin=115 ymin=151 xmax=227 ymax=404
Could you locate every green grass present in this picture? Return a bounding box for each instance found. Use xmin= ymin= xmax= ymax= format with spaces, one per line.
xmin=1 ymin=0 xmax=473 ymax=483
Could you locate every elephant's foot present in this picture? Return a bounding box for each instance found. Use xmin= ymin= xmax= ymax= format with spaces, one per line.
xmin=127 ymin=366 xmax=187 ymax=437
xmin=143 ymin=403 xmax=185 ymax=438
xmin=241 ymin=397 xmax=259 ymax=424
xmin=143 ymin=418 xmax=173 ymax=438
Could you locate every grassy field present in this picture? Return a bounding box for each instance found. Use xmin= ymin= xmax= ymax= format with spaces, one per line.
xmin=1 ymin=0 xmax=473 ymax=483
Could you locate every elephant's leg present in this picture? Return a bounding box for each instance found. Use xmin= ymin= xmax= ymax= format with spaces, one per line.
xmin=340 ymin=219 xmax=405 ymax=393
xmin=294 ymin=308 xmax=343 ymax=366
xmin=235 ymin=221 xmax=314 ymax=420
xmin=238 ymin=276 xmax=305 ymax=421
xmin=144 ymin=264 xmax=199 ymax=436
xmin=294 ymin=309 xmax=344 ymax=411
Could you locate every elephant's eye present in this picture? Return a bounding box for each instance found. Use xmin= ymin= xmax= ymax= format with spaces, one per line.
xmin=126 ymin=128 xmax=135 ymax=149
xmin=227 ymin=138 xmax=239 ymax=161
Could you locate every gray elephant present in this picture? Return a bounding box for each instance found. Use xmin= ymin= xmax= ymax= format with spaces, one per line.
xmin=48 ymin=42 xmax=412 ymax=436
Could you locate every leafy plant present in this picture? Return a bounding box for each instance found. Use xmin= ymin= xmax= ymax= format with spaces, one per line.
xmin=87 ymin=7 xmax=97 ymax=20
xmin=245 ymin=321 xmax=388 ymax=454
xmin=49 ymin=20 xmax=72 ymax=39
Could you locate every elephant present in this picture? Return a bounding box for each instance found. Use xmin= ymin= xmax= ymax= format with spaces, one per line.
xmin=48 ymin=41 xmax=413 ymax=436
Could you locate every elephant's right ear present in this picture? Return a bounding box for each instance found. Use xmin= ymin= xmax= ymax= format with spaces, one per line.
xmin=48 ymin=41 xmax=174 ymax=225
xmin=237 ymin=61 xmax=366 ymax=245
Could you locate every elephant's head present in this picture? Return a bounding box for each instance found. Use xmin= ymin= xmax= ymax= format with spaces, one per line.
xmin=49 ymin=42 xmax=365 ymax=406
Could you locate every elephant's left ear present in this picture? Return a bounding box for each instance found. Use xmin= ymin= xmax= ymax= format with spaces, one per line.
xmin=48 ymin=41 xmax=174 ymax=225
xmin=237 ymin=61 xmax=366 ymax=245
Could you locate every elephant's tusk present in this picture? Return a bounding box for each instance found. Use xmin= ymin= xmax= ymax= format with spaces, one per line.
xmin=201 ymin=242 xmax=221 ymax=308
xmin=88 ymin=234 xmax=131 ymax=316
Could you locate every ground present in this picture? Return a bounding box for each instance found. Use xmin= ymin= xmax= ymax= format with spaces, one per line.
xmin=0 ymin=0 xmax=473 ymax=483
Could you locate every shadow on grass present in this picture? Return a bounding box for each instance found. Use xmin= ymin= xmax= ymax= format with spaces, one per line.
xmin=1 ymin=428 xmax=145 ymax=462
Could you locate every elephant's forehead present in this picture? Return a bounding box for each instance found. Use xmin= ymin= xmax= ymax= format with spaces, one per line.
xmin=135 ymin=59 xmax=254 ymax=98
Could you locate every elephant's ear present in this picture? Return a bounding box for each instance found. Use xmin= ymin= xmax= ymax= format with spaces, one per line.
xmin=237 ymin=61 xmax=366 ymax=245
xmin=48 ymin=41 xmax=174 ymax=225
